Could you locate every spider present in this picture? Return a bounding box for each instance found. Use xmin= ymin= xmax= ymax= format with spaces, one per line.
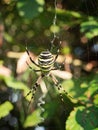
xmin=25 ymin=42 xmax=72 ymax=103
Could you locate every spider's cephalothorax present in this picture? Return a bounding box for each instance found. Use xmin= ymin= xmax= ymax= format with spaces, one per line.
xmin=38 ymin=50 xmax=54 ymax=73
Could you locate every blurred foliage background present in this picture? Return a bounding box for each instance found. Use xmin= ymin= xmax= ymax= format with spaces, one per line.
xmin=0 ymin=0 xmax=98 ymax=130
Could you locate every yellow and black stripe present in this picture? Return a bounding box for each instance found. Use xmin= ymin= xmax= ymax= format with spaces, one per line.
xmin=38 ymin=50 xmax=54 ymax=72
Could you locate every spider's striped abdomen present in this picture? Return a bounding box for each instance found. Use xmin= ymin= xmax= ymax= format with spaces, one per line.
xmin=38 ymin=50 xmax=54 ymax=72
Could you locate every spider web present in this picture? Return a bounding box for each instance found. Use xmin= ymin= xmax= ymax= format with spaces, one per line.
xmin=64 ymin=1 xmax=98 ymax=130
xmin=80 ymin=0 xmax=98 ymax=62
xmin=24 ymin=1 xmax=98 ymax=129
xmin=69 ymin=0 xmax=98 ymax=76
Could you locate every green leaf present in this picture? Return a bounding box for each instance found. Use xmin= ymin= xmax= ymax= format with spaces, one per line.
xmin=61 ymin=79 xmax=88 ymax=101
xmin=24 ymin=100 xmax=58 ymax=128
xmin=17 ymin=0 xmax=45 ymax=19
xmin=93 ymin=94 xmax=98 ymax=106
xmin=66 ymin=106 xmax=98 ymax=130
xmin=43 ymin=100 xmax=58 ymax=119
xmin=4 ymin=76 xmax=27 ymax=90
xmin=93 ymin=128 xmax=98 ymax=130
xmin=50 ymin=25 xmax=60 ymax=33
xmin=24 ymin=109 xmax=42 ymax=127
xmin=0 ymin=101 xmax=13 ymax=119
xmin=4 ymin=76 xmax=32 ymax=101
xmin=4 ymin=32 xmax=13 ymax=42
xmin=80 ymin=17 xmax=98 ymax=39
xmin=62 ymin=73 xmax=98 ymax=103
xmin=88 ymin=81 xmax=98 ymax=97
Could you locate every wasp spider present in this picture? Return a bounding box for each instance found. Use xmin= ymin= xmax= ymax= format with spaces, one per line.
xmin=26 ymin=44 xmax=71 ymax=102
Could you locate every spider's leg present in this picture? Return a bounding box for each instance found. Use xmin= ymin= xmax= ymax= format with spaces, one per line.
xmin=26 ymin=74 xmax=45 ymax=107
xmin=26 ymin=61 xmax=41 ymax=72
xmin=26 ymin=46 xmax=39 ymax=67
xmin=51 ymin=68 xmax=57 ymax=71
xmin=26 ymin=83 xmax=38 ymax=108
xmin=50 ymin=74 xmax=73 ymax=102
xmin=25 ymin=82 xmax=40 ymax=108
xmin=54 ymin=52 xmax=59 ymax=62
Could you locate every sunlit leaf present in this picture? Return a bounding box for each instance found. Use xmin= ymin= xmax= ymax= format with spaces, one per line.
xmin=24 ymin=109 xmax=42 ymax=127
xmin=66 ymin=106 xmax=98 ymax=130
xmin=0 ymin=101 xmax=13 ymax=119
xmin=88 ymin=81 xmax=98 ymax=97
xmin=62 ymin=73 xmax=98 ymax=103
xmin=4 ymin=32 xmax=13 ymax=42
xmin=61 ymin=46 xmax=71 ymax=54
xmin=4 ymin=76 xmax=32 ymax=101
xmin=50 ymin=25 xmax=60 ymax=33
xmin=4 ymin=76 xmax=27 ymax=90
xmin=80 ymin=17 xmax=98 ymax=39
xmin=61 ymin=79 xmax=87 ymax=101
xmin=93 ymin=94 xmax=98 ymax=106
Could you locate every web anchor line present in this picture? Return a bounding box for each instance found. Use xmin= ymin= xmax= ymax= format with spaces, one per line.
xmin=50 ymin=0 xmax=60 ymax=51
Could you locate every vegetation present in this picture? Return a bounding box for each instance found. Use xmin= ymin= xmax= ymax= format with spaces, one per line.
xmin=0 ymin=0 xmax=98 ymax=130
